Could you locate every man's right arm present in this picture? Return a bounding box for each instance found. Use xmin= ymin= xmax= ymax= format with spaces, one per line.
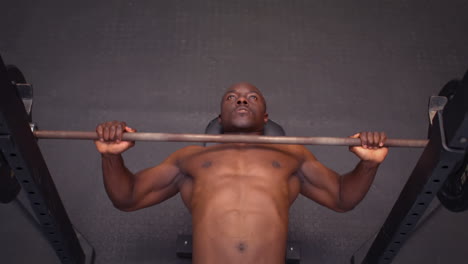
xmin=96 ymin=121 xmax=184 ymax=212
xmin=101 ymin=153 xmax=183 ymax=212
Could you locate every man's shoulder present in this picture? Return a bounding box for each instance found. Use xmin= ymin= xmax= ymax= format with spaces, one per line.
xmin=280 ymin=144 xmax=316 ymax=161
xmin=162 ymin=145 xmax=205 ymax=166
xmin=173 ymin=145 xmax=205 ymax=156
xmin=280 ymin=144 xmax=308 ymax=154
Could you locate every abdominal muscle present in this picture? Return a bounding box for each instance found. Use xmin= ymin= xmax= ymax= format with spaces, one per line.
xmin=190 ymin=175 xmax=289 ymax=264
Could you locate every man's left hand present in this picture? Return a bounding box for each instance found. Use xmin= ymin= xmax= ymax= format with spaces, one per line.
xmin=349 ymin=132 xmax=389 ymax=164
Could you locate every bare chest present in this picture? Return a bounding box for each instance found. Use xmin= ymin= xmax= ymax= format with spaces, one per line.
xmin=177 ymin=144 xmax=303 ymax=214
xmin=180 ymin=144 xmax=301 ymax=180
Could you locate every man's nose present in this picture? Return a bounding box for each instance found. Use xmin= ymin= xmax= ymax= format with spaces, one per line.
xmin=237 ymin=97 xmax=248 ymax=105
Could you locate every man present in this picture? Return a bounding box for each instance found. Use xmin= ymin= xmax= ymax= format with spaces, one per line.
xmin=95 ymin=82 xmax=388 ymax=264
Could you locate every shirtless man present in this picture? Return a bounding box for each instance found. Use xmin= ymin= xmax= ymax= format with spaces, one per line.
xmin=95 ymin=82 xmax=388 ymax=264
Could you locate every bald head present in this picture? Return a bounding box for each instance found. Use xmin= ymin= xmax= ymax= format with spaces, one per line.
xmin=218 ymin=82 xmax=269 ymax=133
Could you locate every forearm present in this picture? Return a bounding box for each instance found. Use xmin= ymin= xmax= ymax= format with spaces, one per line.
xmin=101 ymin=154 xmax=135 ymax=208
xmin=338 ymin=160 xmax=380 ymax=210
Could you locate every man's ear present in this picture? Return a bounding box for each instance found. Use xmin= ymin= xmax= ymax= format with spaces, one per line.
xmin=264 ymin=113 xmax=269 ymax=123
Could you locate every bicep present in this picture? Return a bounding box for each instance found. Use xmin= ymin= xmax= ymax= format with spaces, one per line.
xmin=127 ymin=157 xmax=183 ymax=211
xmin=299 ymin=150 xmax=343 ymax=211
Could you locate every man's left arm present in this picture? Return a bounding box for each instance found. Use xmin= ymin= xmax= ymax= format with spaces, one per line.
xmin=298 ymin=132 xmax=388 ymax=212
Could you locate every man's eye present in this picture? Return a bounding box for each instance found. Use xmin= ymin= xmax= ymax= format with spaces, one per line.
xmin=249 ymin=95 xmax=257 ymax=100
xmin=227 ymin=95 xmax=235 ymax=100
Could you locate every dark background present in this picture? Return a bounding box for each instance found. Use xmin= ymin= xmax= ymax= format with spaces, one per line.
xmin=1 ymin=0 xmax=467 ymax=263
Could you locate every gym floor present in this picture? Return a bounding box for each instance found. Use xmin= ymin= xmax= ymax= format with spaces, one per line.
xmin=1 ymin=1 xmax=467 ymax=263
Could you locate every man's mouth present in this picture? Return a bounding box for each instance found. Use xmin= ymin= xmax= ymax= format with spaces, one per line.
xmin=235 ymin=107 xmax=250 ymax=114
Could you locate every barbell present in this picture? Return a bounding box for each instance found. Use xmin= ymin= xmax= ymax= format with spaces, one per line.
xmin=33 ymin=130 xmax=428 ymax=147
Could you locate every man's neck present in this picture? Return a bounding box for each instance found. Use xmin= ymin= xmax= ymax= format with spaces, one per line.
xmin=222 ymin=131 xmax=264 ymax=135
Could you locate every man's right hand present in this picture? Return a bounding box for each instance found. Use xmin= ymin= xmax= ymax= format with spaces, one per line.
xmin=95 ymin=121 xmax=136 ymax=155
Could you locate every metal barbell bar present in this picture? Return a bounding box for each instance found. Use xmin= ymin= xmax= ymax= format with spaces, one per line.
xmin=33 ymin=130 xmax=428 ymax=148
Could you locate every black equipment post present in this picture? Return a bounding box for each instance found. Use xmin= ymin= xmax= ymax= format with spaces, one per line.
xmin=0 ymin=55 xmax=85 ymax=264
xmin=351 ymin=73 xmax=468 ymax=263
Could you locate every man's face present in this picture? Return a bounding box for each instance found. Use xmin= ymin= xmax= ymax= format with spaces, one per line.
xmin=218 ymin=83 xmax=268 ymax=133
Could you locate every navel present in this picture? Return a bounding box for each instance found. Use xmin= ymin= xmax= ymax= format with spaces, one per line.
xmin=236 ymin=242 xmax=247 ymax=252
